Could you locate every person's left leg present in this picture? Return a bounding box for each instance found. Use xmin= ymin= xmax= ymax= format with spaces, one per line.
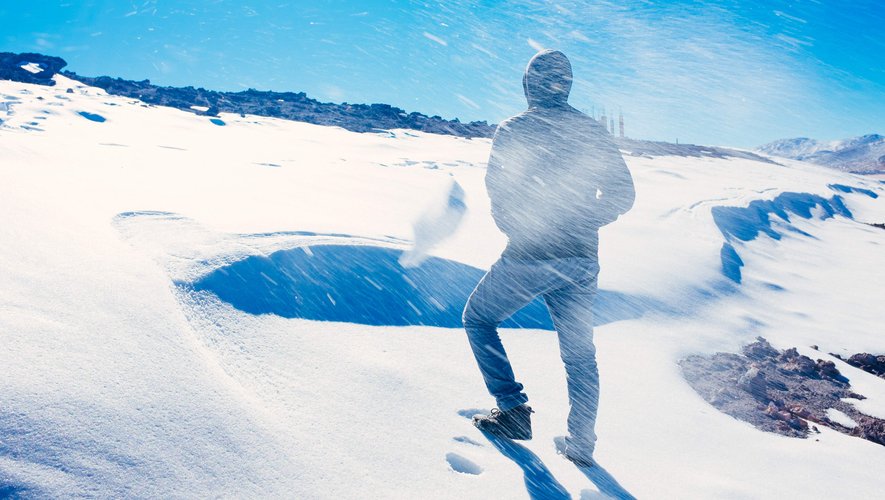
xmin=544 ymin=258 xmax=600 ymax=461
xmin=463 ymin=258 xmax=559 ymax=410
xmin=464 ymin=258 xmax=571 ymax=440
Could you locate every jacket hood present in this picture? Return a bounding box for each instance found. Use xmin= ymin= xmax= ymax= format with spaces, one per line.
xmin=522 ymin=49 xmax=573 ymax=108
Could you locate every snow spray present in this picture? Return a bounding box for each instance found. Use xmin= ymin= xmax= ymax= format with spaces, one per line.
xmin=399 ymin=176 xmax=467 ymax=268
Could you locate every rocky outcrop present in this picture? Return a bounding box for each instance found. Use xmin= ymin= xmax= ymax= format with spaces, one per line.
xmin=833 ymin=353 xmax=885 ymax=379
xmin=0 ymin=52 xmax=67 ymax=86
xmin=1 ymin=51 xmax=494 ymax=138
xmin=60 ymin=73 xmax=495 ymax=138
xmin=681 ymin=337 xmax=885 ymax=446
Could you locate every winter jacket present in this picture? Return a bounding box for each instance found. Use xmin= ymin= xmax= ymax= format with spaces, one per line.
xmin=486 ymin=50 xmax=635 ymax=259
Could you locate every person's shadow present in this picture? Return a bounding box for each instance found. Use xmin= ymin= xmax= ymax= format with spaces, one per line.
xmin=476 ymin=429 xmax=638 ymax=500
xmin=577 ymin=465 xmax=636 ymax=500
xmin=478 ymin=430 xmax=571 ymax=500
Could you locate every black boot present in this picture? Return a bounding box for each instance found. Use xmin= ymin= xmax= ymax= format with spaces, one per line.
xmin=473 ymin=405 xmax=534 ymax=440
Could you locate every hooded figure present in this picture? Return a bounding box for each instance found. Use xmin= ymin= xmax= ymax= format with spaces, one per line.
xmin=465 ymin=50 xmax=635 ymax=466
xmin=486 ymin=49 xmax=634 ymax=259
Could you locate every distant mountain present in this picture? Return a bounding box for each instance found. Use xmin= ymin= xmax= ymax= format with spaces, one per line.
xmin=758 ymin=134 xmax=885 ymax=174
xmin=0 ymin=51 xmax=495 ymax=139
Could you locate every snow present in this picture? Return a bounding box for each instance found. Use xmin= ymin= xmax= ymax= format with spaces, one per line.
xmin=827 ymin=409 xmax=858 ymax=429
xmin=19 ymin=62 xmax=43 ymax=74
xmin=1 ymin=74 xmax=885 ymax=498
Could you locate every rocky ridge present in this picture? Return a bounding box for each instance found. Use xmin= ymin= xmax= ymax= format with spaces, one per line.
xmin=0 ymin=51 xmax=494 ymax=138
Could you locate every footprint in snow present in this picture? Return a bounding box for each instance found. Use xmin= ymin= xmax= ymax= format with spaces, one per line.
xmin=445 ymin=452 xmax=482 ymax=475
xmin=456 ymin=408 xmax=487 ymax=420
xmin=452 ymin=435 xmax=483 ymax=447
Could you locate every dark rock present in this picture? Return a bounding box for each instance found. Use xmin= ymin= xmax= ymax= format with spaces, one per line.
xmin=738 ymin=365 xmax=768 ymax=400
xmin=0 ymin=52 xmax=67 ymax=86
xmin=787 ymin=403 xmax=812 ymax=420
xmin=777 ymin=348 xmax=817 ymax=376
xmin=764 ymin=402 xmax=808 ymax=431
xmin=846 ymin=353 xmax=885 ymax=378
xmin=854 ymin=417 xmax=885 ymax=446
xmin=743 ymin=337 xmax=780 ymax=360
xmin=816 ymin=359 xmax=848 ymax=382
xmin=58 ymin=70 xmax=496 ymax=139
xmin=680 ymin=337 xmax=885 ymax=447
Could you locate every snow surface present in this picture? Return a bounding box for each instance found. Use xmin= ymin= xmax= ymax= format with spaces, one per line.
xmin=826 ymin=409 xmax=858 ymax=429
xmin=18 ymin=63 xmax=42 ymax=74
xmin=2 ymin=75 xmax=885 ymax=499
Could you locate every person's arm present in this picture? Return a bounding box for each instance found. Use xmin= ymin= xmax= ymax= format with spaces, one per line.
xmin=485 ymin=126 xmax=518 ymax=235
xmin=596 ymin=149 xmax=635 ymax=225
xmin=575 ymin=127 xmax=634 ymax=229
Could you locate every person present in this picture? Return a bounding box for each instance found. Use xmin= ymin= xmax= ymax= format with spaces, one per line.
xmin=463 ymin=49 xmax=635 ymax=467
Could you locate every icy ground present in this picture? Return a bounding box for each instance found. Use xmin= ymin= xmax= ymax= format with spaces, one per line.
xmin=2 ymin=76 xmax=885 ymax=499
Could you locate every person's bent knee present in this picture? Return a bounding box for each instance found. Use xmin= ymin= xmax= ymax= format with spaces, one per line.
xmin=462 ymin=303 xmax=497 ymax=330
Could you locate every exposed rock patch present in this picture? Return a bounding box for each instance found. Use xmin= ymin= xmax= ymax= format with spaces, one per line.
xmin=832 ymin=353 xmax=885 ymax=379
xmin=680 ymin=337 xmax=885 ymax=446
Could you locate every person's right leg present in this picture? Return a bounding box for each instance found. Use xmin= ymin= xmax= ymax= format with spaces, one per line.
xmin=544 ymin=258 xmax=600 ymax=462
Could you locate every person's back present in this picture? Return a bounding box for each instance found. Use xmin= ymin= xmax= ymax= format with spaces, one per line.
xmin=486 ymin=50 xmax=634 ymax=259
xmin=464 ymin=49 xmax=635 ymax=467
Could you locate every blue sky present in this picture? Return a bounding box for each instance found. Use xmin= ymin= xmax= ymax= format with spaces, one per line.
xmin=2 ymin=0 xmax=882 ymax=147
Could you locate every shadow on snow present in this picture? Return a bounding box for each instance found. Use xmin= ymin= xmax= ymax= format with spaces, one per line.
xmin=187 ymin=244 xmax=663 ymax=329
xmin=478 ymin=430 xmax=570 ymax=500
xmin=711 ymin=184 xmax=877 ymax=283
xmin=478 ymin=431 xmax=637 ymax=500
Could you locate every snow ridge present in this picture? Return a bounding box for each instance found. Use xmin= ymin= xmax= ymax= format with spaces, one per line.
xmin=712 ymin=185 xmax=877 ymax=282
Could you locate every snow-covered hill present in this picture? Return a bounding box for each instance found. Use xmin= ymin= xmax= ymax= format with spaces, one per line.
xmin=2 ymin=75 xmax=885 ymax=499
xmin=758 ymin=134 xmax=885 ymax=174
